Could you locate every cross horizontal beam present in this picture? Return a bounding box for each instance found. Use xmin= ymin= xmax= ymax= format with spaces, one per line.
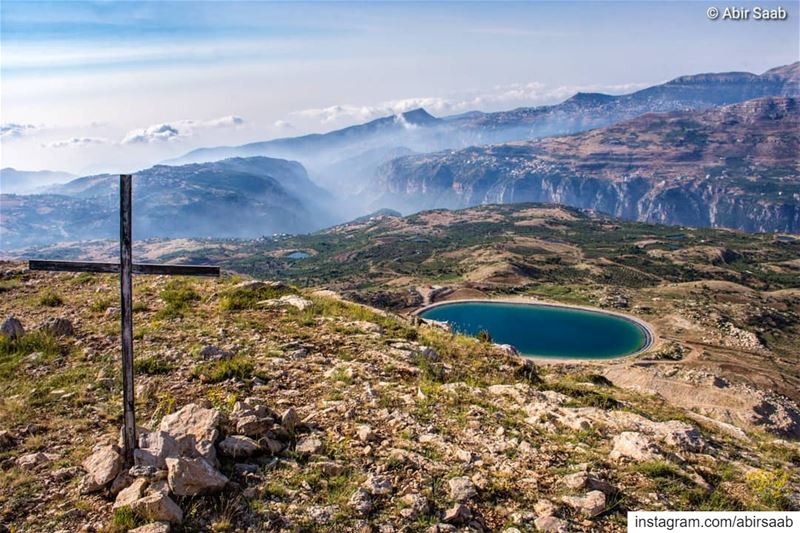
xmin=29 ymin=260 xmax=220 ymax=277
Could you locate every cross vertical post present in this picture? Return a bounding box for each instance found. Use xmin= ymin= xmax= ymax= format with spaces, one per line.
xmin=27 ymin=173 xmax=220 ymax=466
xmin=119 ymin=174 xmax=136 ymax=466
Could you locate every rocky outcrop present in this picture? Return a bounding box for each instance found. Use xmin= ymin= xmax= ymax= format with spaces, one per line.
xmin=1 ymin=316 xmax=24 ymax=339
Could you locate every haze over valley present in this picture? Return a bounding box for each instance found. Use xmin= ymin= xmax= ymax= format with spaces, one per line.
xmin=2 ymin=62 xmax=799 ymax=251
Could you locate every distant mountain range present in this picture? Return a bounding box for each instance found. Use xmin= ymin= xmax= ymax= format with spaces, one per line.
xmin=2 ymin=63 xmax=798 ymax=250
xmin=1 ymin=157 xmax=336 ymax=250
xmin=371 ymin=97 xmax=800 ymax=233
xmin=0 ymin=168 xmax=75 ymax=194
xmin=167 ymin=62 xmax=799 ymax=194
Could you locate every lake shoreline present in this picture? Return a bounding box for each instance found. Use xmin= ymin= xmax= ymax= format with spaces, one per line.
xmin=413 ymin=296 xmax=656 ymax=362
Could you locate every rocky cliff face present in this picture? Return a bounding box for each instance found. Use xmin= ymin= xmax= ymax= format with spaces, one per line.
xmin=373 ymin=97 xmax=800 ymax=233
xmin=169 ymin=63 xmax=799 ymax=196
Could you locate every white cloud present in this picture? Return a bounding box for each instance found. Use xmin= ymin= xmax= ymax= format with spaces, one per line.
xmin=1 ymin=123 xmax=41 ymax=139
xmin=204 ymin=115 xmax=245 ymax=128
xmin=122 ymin=123 xmax=181 ymax=144
xmin=274 ymin=120 xmax=295 ymax=130
xmin=44 ymin=137 xmax=108 ymax=148
xmin=121 ymin=115 xmax=245 ymax=144
xmin=291 ymin=81 xmax=650 ymax=125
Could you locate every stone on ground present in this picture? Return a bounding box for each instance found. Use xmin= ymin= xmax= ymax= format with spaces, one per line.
xmin=113 ymin=478 xmax=149 ymax=510
xmin=295 ymin=435 xmax=323 ymax=456
xmin=135 ymin=431 xmax=180 ymax=469
xmin=0 ymin=316 xmax=24 ymax=339
xmin=218 ymin=435 xmax=260 ymax=458
xmin=165 ymin=457 xmax=228 ymax=496
xmin=609 ymin=431 xmax=660 ymax=461
xmin=130 ymin=493 xmax=183 ymax=524
xmin=159 ymin=403 xmax=221 ymax=462
xmin=38 ymin=317 xmax=74 ymax=337
xmin=81 ymin=444 xmax=123 ymax=493
xmin=348 ymin=487 xmax=373 ymax=515
xmin=443 ymin=503 xmax=472 ymax=525
xmin=562 ymin=490 xmax=607 ymax=517
xmin=448 ymin=476 xmax=477 ymax=502
xmin=534 ymin=516 xmax=569 ymax=533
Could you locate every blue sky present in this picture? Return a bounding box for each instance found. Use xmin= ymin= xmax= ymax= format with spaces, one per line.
xmin=1 ymin=1 xmax=798 ymax=174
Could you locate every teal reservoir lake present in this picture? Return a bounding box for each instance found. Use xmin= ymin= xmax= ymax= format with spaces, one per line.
xmin=419 ymin=301 xmax=650 ymax=359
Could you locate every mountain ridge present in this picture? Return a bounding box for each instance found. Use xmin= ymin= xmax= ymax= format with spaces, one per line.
xmin=370 ymin=96 xmax=800 ymax=232
xmin=0 ymin=156 xmax=335 ymax=250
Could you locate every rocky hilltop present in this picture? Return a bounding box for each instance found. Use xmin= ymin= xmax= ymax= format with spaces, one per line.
xmin=0 ymin=263 xmax=798 ymax=532
xmin=373 ymin=97 xmax=800 ymax=232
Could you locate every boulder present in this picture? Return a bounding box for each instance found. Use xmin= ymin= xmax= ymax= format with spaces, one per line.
xmin=348 ymin=487 xmax=373 ymax=515
xmin=113 ymin=478 xmax=148 ymax=510
xmin=218 ymin=435 xmax=260 ymax=458
xmin=534 ymin=516 xmax=569 ymax=533
xmin=277 ymin=295 xmax=313 ymax=310
xmin=448 ymin=476 xmax=477 ymax=502
xmin=38 ymin=317 xmax=74 ymax=337
xmin=130 ymin=493 xmax=183 ymax=524
xmin=399 ymin=493 xmax=429 ymax=520
xmin=159 ymin=404 xmax=221 ymax=463
xmin=356 ymin=425 xmax=377 ymax=442
xmin=309 ymin=461 xmax=345 ymax=476
xmin=81 ymin=444 xmax=124 ymax=492
xmin=109 ymin=471 xmax=135 ymax=496
xmin=562 ymin=490 xmax=606 ymax=518
xmin=1 ymin=316 xmax=24 ymax=339
xmin=656 ymin=421 xmax=707 ymax=452
xmin=610 ymin=432 xmax=660 ymax=462
xmin=135 ymin=431 xmax=180 ymax=469
xmin=281 ymin=407 xmax=300 ymax=433
xmin=198 ymin=345 xmax=232 ymax=360
xmin=295 ymin=435 xmax=323 ymax=456
xmin=362 ymin=474 xmax=393 ymax=496
xmin=443 ymin=503 xmax=472 ymax=525
xmin=147 ymin=479 xmax=171 ymax=497
xmin=166 ymin=457 xmax=228 ymax=496
xmin=16 ymin=452 xmax=54 ymax=468
xmin=235 ymin=414 xmax=271 ymax=437
xmin=534 ymin=499 xmax=557 ymax=518
xmin=560 ymin=472 xmax=615 ymax=494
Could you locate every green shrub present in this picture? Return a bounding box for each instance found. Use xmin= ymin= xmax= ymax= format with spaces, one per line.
xmin=637 ymin=460 xmax=684 ymax=479
xmin=193 ymin=357 xmax=253 ymax=383
xmin=0 ymin=331 xmax=62 ymax=380
xmin=111 ymin=506 xmax=141 ymax=530
xmin=745 ymin=469 xmax=791 ymax=510
xmin=157 ymin=281 xmax=200 ymax=318
xmin=90 ymin=297 xmax=114 ymax=312
xmin=546 ymin=381 xmax=620 ymax=409
xmin=134 ymin=356 xmax=174 ymax=375
xmin=219 ymin=283 xmax=297 ymax=311
xmin=38 ymin=290 xmax=63 ymax=307
xmin=476 ymin=330 xmax=493 ymax=343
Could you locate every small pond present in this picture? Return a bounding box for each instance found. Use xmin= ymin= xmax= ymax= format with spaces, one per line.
xmin=418 ymin=301 xmax=651 ymax=359
xmin=285 ymin=251 xmax=311 ymax=259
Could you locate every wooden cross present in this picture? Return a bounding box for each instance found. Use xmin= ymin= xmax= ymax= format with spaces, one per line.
xmin=29 ymin=174 xmax=220 ymax=465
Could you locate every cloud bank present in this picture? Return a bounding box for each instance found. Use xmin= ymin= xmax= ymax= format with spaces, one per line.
xmin=292 ymin=81 xmax=649 ymax=124
xmin=121 ymin=115 xmax=245 ymax=144
xmin=1 ymin=123 xmax=41 ymax=139
xmin=44 ymin=137 xmax=108 ymax=148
